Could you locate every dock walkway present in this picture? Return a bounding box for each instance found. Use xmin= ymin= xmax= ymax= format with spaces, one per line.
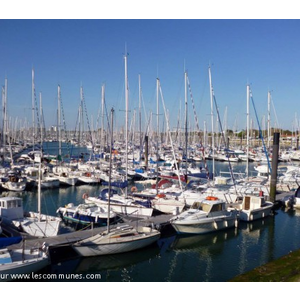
xmin=6 ymin=213 xmax=174 ymax=251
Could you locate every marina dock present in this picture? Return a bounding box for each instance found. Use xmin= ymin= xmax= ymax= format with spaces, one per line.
xmin=5 ymin=213 xmax=174 ymax=256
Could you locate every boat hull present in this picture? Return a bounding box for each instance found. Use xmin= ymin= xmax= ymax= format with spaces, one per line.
xmin=238 ymin=204 xmax=273 ymax=222
xmin=86 ymin=197 xmax=153 ymax=217
xmin=171 ymin=215 xmax=237 ymax=235
xmin=73 ymin=226 xmax=160 ymax=257
xmin=13 ymin=213 xmax=62 ymax=237
xmin=0 ymin=249 xmax=50 ymax=281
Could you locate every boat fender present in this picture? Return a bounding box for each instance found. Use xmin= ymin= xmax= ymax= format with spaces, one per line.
xmin=82 ymin=193 xmax=89 ymax=199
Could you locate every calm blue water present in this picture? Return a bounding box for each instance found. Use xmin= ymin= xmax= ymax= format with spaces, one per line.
xmin=5 ymin=142 xmax=300 ymax=282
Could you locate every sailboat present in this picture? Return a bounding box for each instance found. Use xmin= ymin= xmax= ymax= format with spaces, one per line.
xmin=12 ymin=153 xmax=62 ymax=237
xmin=72 ymin=54 xmax=160 ymax=257
xmin=0 ymin=242 xmax=50 ymax=281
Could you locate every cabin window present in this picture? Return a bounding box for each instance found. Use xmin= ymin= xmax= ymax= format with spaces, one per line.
xmin=201 ymin=203 xmax=212 ymax=213
xmin=210 ymin=203 xmax=223 ymax=212
xmin=191 ymin=202 xmax=202 ymax=209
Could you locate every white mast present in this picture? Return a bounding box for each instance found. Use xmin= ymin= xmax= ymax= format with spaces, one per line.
xmin=32 ymin=68 xmax=35 ymax=149
xmin=107 ymin=107 xmax=114 ymax=234
xmin=58 ymin=85 xmax=62 ymax=158
xmin=39 ymin=92 xmax=43 ymax=146
xmin=3 ymin=77 xmax=8 ymax=148
xmin=101 ymin=84 xmax=105 ymax=152
xmin=208 ymin=66 xmax=215 ymax=180
xmin=156 ymin=77 xmax=159 ymax=159
xmin=138 ymin=74 xmax=142 ymax=161
xmin=246 ymin=84 xmax=250 ymax=179
xmin=267 ymin=90 xmax=271 ymax=150
xmin=155 ymin=78 xmax=160 ymax=194
xmin=37 ymin=153 xmax=42 ymax=222
xmin=124 ymin=49 xmax=129 ymax=197
xmin=184 ymin=71 xmax=188 ymax=179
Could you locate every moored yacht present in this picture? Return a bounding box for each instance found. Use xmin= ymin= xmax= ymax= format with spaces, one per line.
xmin=170 ymin=197 xmax=238 ymax=235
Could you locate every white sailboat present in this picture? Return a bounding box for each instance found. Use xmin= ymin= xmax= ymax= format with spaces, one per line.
xmin=72 ymin=223 xmax=160 ymax=257
xmin=0 ymin=242 xmax=50 ymax=281
xmin=72 ymin=54 xmax=160 ymax=257
xmin=13 ymin=154 xmax=62 ymax=237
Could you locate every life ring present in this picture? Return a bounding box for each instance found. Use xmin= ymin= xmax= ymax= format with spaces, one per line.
xmin=82 ymin=193 xmax=89 ymax=199
xmin=206 ymin=196 xmax=218 ymax=201
xmin=131 ymin=186 xmax=138 ymax=192
xmin=158 ymin=193 xmax=166 ymax=198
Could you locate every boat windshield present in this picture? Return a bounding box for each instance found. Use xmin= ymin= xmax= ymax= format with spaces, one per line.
xmin=191 ymin=202 xmax=211 ymax=213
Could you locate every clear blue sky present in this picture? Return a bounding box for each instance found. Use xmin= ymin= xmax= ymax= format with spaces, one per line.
xmin=1 ymin=18 xmax=300 ymax=134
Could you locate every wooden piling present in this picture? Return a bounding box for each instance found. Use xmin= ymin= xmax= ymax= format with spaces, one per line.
xmin=269 ymin=132 xmax=280 ymax=202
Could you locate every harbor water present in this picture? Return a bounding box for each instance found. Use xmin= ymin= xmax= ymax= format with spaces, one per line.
xmin=4 ymin=142 xmax=300 ymax=282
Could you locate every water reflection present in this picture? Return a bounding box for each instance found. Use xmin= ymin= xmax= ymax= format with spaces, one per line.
xmin=76 ymin=245 xmax=160 ymax=272
xmin=170 ymin=228 xmax=238 ymax=252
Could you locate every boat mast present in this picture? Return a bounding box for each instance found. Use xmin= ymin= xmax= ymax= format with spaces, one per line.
xmin=39 ymin=92 xmax=44 ymax=147
xmin=58 ymin=85 xmax=62 ymax=159
xmin=246 ymin=84 xmax=250 ymax=179
xmin=124 ymin=49 xmax=129 ymax=198
xmin=267 ymin=90 xmax=271 ymax=150
xmin=156 ymin=78 xmax=160 ymax=194
xmin=208 ymin=66 xmax=215 ymax=181
xmin=101 ymin=84 xmax=105 ymax=153
xmin=37 ymin=153 xmax=41 ymax=222
xmin=139 ymin=74 xmax=142 ymax=161
xmin=107 ymin=108 xmax=114 ymax=234
xmin=32 ymin=68 xmax=35 ymax=150
xmin=184 ymin=71 xmax=188 ymax=181
xmin=3 ymin=77 xmax=7 ymax=150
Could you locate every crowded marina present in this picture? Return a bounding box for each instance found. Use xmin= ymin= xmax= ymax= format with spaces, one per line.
xmin=1 ymin=46 xmax=300 ymax=281
xmin=1 ymin=132 xmax=300 ymax=281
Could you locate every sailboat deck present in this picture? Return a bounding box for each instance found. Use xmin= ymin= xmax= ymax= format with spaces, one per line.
xmin=6 ymin=214 xmax=174 ymax=251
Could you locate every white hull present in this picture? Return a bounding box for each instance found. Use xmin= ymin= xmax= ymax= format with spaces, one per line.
xmin=229 ymin=196 xmax=274 ymax=222
xmin=78 ymin=176 xmax=101 ymax=184
xmin=13 ymin=213 xmax=61 ymax=237
xmin=86 ymin=197 xmax=153 ymax=217
xmin=56 ymin=176 xmax=78 ymax=186
xmin=293 ymin=197 xmax=300 ymax=209
xmin=238 ymin=204 xmax=273 ymax=222
xmin=73 ymin=226 xmax=160 ymax=257
xmin=0 ymin=248 xmax=50 ymax=281
xmin=151 ymin=199 xmax=185 ymax=215
xmin=171 ymin=215 xmax=237 ymax=235
xmin=2 ymin=182 xmax=26 ymax=192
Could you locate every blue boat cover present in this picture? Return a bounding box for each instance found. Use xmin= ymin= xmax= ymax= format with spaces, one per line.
xmin=102 ymin=180 xmax=128 ymax=188
xmin=0 ymin=236 xmax=22 ymax=249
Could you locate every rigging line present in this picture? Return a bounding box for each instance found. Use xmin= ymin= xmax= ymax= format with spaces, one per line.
xmin=104 ymin=96 xmax=111 ymax=147
xmin=81 ymin=88 xmax=94 ymax=151
xmin=186 ymin=75 xmax=201 ymax=133
xmin=271 ymin=98 xmax=280 ymax=130
xmin=59 ymin=90 xmax=71 ymax=158
xmin=250 ymin=89 xmax=272 ymax=173
xmin=33 ymin=86 xmax=42 ymax=148
xmin=212 ymin=94 xmax=237 ymax=194
xmin=159 ymin=82 xmax=184 ymax=194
